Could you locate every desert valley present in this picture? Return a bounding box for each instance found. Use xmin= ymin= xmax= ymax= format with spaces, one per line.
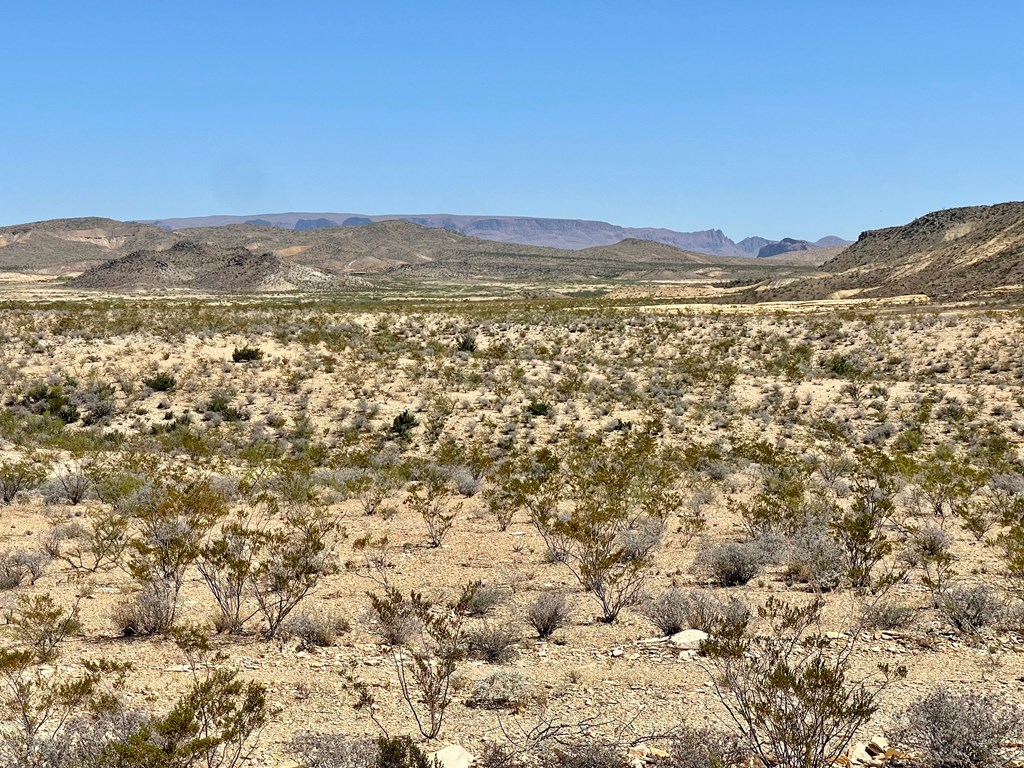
xmin=1 ymin=202 xmax=1024 ymax=767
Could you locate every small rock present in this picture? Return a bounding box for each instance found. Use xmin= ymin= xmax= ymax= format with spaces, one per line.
xmin=669 ymin=629 xmax=708 ymax=650
xmin=866 ymin=736 xmax=889 ymax=756
xmin=428 ymin=744 xmax=474 ymax=768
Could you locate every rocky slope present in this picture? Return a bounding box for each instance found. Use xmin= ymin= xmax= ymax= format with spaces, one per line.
xmin=736 ymin=202 xmax=1024 ymax=302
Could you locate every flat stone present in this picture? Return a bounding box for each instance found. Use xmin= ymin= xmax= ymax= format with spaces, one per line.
xmin=669 ymin=629 xmax=709 ymax=650
xmin=429 ymin=744 xmax=474 ymax=768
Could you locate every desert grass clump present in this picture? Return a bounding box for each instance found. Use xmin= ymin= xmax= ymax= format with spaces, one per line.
xmin=526 ymin=592 xmax=572 ymax=639
xmin=468 ymin=622 xmax=521 ymax=664
xmin=282 ymin=611 xmax=350 ymax=648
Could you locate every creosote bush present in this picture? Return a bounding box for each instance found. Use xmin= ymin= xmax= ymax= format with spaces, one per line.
xmin=700 ymin=596 xmax=905 ymax=768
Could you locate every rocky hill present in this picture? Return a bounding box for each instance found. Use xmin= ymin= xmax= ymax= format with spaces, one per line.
xmin=736 ymin=202 xmax=1024 ymax=302
xmin=68 ymin=239 xmax=344 ymax=292
xmin=0 ymin=217 xmax=175 ymax=273
xmin=143 ymin=212 xmax=851 ymax=257
xmin=757 ymin=238 xmax=815 ymax=258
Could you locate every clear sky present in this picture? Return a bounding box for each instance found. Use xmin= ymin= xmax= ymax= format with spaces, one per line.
xmin=2 ymin=1 xmax=1022 ymax=240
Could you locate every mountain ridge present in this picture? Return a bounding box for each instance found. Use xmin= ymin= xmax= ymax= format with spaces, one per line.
xmin=0 ymin=217 xmax=828 ymax=292
xmin=139 ymin=212 xmax=850 ymax=257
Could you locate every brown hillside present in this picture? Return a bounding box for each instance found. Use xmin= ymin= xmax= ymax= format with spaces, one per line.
xmin=738 ymin=202 xmax=1024 ymax=302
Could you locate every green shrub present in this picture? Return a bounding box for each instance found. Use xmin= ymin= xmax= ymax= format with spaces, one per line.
xmin=231 ymin=346 xmax=264 ymax=362
xmin=142 ymin=371 xmax=177 ymax=392
xmin=389 ymin=409 xmax=418 ymax=440
xmin=525 ymin=400 xmax=552 ymax=417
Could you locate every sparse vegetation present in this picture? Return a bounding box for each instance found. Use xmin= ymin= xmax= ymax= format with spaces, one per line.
xmin=1 ymin=292 xmax=1023 ymax=761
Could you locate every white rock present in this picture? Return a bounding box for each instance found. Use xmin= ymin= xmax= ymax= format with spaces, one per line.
xmin=669 ymin=629 xmax=709 ymax=650
xmin=429 ymin=744 xmax=474 ymax=768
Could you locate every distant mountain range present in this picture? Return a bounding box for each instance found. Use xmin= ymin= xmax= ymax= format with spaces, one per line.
xmin=0 ymin=216 xmax=829 ymax=292
xmin=141 ymin=212 xmax=850 ymax=258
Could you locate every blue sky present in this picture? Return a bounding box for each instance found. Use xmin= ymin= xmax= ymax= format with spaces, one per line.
xmin=2 ymin=2 xmax=1022 ymax=239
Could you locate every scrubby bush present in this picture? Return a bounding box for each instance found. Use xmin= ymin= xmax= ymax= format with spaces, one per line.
xmin=469 ymin=623 xmax=521 ymax=663
xmin=43 ymin=469 xmax=93 ymax=505
xmin=0 ymin=549 xmax=49 ymax=590
xmin=642 ymin=587 xmax=692 ymax=635
xmin=862 ymin=600 xmax=917 ymax=631
xmin=541 ymin=741 xmax=629 ymax=768
xmin=0 ymin=457 xmax=45 ymax=504
xmin=282 ymin=611 xmax=350 ymax=648
xmin=142 ymin=371 xmax=177 ymax=392
xmin=782 ymin=525 xmax=843 ymax=592
xmin=696 ymin=541 xmax=762 ymax=587
xmin=668 ymin=725 xmax=753 ymax=768
xmin=526 ymin=400 xmax=552 ymax=417
xmin=830 ymin=480 xmax=895 ymax=590
xmin=941 ymin=584 xmax=1004 ymax=634
xmin=461 ymin=582 xmax=507 ymax=617
xmin=362 ymin=586 xmax=471 ymax=740
xmin=45 ymin=508 xmax=130 ymax=573
xmin=889 ymin=689 xmax=1023 ymax=768
xmin=251 ymin=506 xmax=340 ymax=638
xmin=125 ymin=479 xmax=226 ymax=634
xmin=526 ymin=592 xmax=572 ymax=639
xmin=113 ymin=581 xmax=178 ymax=636
xmin=645 ymin=588 xmax=750 ymax=635
xmin=701 ymin=596 xmax=905 ymax=768
xmin=904 ymin=524 xmax=957 ymax=602
xmin=518 ymin=425 xmax=683 ymax=622
xmin=405 ymin=472 xmax=461 ymax=548
xmin=289 ymin=733 xmax=375 ymax=768
xmin=390 ymin=409 xmax=418 ymax=440
xmin=232 ymin=345 xmax=264 ymax=362
xmin=102 ymin=628 xmax=268 ymax=768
